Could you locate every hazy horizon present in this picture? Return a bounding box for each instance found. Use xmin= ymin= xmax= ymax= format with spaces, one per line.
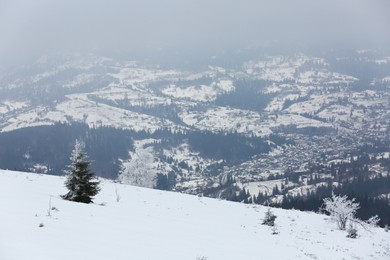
xmin=1 ymin=0 xmax=389 ymax=67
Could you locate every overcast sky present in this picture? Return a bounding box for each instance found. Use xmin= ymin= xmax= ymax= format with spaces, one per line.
xmin=1 ymin=0 xmax=389 ymax=66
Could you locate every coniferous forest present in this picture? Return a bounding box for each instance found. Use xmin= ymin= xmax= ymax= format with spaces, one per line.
xmin=249 ymin=155 xmax=390 ymax=227
xmin=0 ymin=123 xmax=271 ymax=178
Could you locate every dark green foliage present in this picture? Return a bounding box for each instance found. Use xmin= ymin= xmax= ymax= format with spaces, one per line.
xmin=155 ymin=172 xmax=176 ymax=191
xmin=347 ymin=226 xmax=358 ymax=239
xmin=282 ymin=95 xmax=309 ymax=110
xmin=262 ymin=208 xmax=277 ymax=226
xmin=217 ymin=185 xmax=239 ymax=201
xmin=62 ymin=145 xmax=100 ymax=204
xmin=248 ymin=153 xmax=390 ymax=227
xmin=0 ymin=123 xmax=134 ymax=178
xmin=255 ymin=191 xmax=268 ymax=205
xmin=0 ymin=123 xmax=274 ymax=178
xmin=215 ymin=79 xmax=275 ymax=112
xmin=187 ymin=131 xmax=270 ymax=162
xmin=229 ymin=187 xmax=252 ymax=203
xmin=327 ymin=51 xmax=390 ymax=90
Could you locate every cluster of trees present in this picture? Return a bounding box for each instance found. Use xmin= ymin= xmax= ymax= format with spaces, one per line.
xmin=155 ymin=172 xmax=176 ymax=191
xmin=215 ymin=79 xmax=275 ymax=112
xmin=0 ymin=122 xmax=275 ymax=179
xmin=328 ymin=51 xmax=390 ymax=90
xmin=275 ymin=181 xmax=390 ymax=227
xmin=0 ymin=123 xmax=134 ymax=178
xmin=187 ymin=131 xmax=270 ymax=163
xmin=256 ymin=155 xmax=390 ymax=227
xmin=221 ymin=153 xmax=390 ymax=227
xmin=61 ymin=139 xmax=180 ymax=203
xmin=60 ymin=139 xmax=384 ymax=241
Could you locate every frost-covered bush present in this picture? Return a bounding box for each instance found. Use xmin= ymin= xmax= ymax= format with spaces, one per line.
xmin=322 ymin=194 xmax=360 ymax=230
xmin=118 ymin=144 xmax=157 ymax=188
xmin=322 ymin=193 xmax=380 ymax=231
xmin=262 ymin=208 xmax=277 ymax=226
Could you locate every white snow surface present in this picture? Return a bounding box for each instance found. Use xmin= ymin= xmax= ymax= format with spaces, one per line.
xmin=180 ymin=106 xmax=272 ymax=136
xmin=162 ymin=143 xmax=216 ymax=177
xmin=162 ymin=80 xmax=234 ymax=102
xmin=382 ymin=76 xmax=390 ymax=83
xmin=1 ymin=170 xmax=389 ymax=260
xmin=243 ymin=55 xmax=356 ymax=85
xmin=0 ymin=100 xmax=28 ymax=114
xmin=62 ymin=73 xmax=96 ymax=88
xmin=0 ymin=94 xmax=180 ymax=133
xmin=109 ymin=66 xmax=180 ymax=86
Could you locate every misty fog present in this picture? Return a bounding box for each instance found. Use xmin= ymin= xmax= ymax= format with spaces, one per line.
xmin=1 ymin=0 xmax=389 ymax=67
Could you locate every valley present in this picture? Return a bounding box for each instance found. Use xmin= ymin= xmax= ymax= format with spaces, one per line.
xmin=1 ymin=50 xmax=390 ymax=224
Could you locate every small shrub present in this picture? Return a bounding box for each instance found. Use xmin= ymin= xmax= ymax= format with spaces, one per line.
xmin=262 ymin=208 xmax=277 ymax=226
xmin=271 ymin=225 xmax=279 ymax=235
xmin=347 ymin=225 xmax=358 ymax=239
xmin=367 ymin=215 xmax=380 ymax=227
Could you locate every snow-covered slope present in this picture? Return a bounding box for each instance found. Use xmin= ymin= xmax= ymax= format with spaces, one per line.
xmin=1 ymin=170 xmax=388 ymax=260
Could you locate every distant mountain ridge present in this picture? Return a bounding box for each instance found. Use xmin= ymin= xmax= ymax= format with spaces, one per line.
xmin=0 ymin=50 xmax=389 ymax=218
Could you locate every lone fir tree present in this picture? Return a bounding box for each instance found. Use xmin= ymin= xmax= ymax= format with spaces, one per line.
xmin=62 ymin=140 xmax=100 ymax=203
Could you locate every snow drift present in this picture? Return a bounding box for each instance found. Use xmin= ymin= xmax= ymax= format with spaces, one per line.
xmin=0 ymin=170 xmax=389 ymax=260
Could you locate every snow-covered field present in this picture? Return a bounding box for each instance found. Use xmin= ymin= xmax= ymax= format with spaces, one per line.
xmin=1 ymin=94 xmax=179 ymax=133
xmin=1 ymin=53 xmax=388 ymax=139
xmin=180 ymin=106 xmax=271 ymax=136
xmin=243 ymin=54 xmax=356 ymax=86
xmin=162 ymin=80 xmax=234 ymax=102
xmin=1 ymin=170 xmax=389 ymax=260
xmin=0 ymin=100 xmax=28 ymax=114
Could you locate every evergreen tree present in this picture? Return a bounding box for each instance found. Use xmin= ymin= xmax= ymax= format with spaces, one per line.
xmin=262 ymin=208 xmax=277 ymax=226
xmin=62 ymin=140 xmax=100 ymax=203
xmin=154 ymin=172 xmax=176 ymax=191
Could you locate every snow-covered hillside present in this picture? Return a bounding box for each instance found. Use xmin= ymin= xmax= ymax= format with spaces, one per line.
xmin=1 ymin=170 xmax=388 ymax=260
